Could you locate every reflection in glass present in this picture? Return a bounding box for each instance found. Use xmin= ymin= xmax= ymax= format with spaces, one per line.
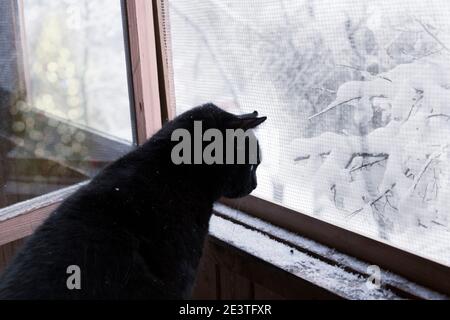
xmin=0 ymin=0 xmax=133 ymax=209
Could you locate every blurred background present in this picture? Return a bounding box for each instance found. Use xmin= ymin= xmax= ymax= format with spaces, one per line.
xmin=0 ymin=0 xmax=132 ymax=209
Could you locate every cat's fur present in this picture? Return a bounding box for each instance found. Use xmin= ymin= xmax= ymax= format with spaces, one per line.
xmin=0 ymin=103 xmax=266 ymax=300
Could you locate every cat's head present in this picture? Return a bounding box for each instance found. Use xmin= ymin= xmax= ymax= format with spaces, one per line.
xmin=169 ymin=103 xmax=266 ymax=199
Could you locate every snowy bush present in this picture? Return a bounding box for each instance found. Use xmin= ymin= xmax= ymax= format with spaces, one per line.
xmin=287 ymin=58 xmax=450 ymax=239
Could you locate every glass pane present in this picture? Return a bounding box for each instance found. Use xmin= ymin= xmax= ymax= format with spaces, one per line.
xmin=168 ymin=0 xmax=450 ymax=266
xmin=0 ymin=0 xmax=133 ymax=209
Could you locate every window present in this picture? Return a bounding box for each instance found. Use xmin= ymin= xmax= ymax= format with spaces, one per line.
xmin=166 ymin=0 xmax=450 ymax=279
xmin=0 ymin=0 xmax=134 ymax=209
xmin=0 ymin=0 xmax=448 ymax=296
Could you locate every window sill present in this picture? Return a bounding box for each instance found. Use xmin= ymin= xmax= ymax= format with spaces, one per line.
xmin=0 ymin=183 xmax=87 ymax=246
xmin=210 ymin=203 xmax=447 ymax=300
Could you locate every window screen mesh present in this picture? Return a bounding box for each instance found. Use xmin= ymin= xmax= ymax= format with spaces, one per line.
xmin=165 ymin=0 xmax=450 ymax=266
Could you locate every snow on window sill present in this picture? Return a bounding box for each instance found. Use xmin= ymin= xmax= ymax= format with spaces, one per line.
xmin=0 ymin=182 xmax=87 ymax=222
xmin=210 ymin=203 xmax=447 ymax=300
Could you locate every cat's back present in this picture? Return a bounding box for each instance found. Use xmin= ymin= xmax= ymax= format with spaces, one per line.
xmin=0 ymin=200 xmax=141 ymax=299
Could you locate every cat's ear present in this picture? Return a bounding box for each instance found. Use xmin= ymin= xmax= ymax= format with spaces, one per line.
xmin=229 ymin=111 xmax=267 ymax=130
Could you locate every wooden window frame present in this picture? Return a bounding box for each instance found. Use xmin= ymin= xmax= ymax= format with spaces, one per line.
xmin=122 ymin=0 xmax=165 ymax=144
xmin=1 ymin=0 xmax=449 ymax=297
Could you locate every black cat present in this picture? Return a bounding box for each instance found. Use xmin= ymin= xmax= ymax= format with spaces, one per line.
xmin=0 ymin=103 xmax=266 ymax=299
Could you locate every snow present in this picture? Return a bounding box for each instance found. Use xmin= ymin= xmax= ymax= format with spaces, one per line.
xmin=211 ymin=203 xmax=447 ymax=300
xmin=253 ymin=58 xmax=450 ymax=265
xmin=0 ymin=182 xmax=86 ymax=222
xmin=210 ymin=215 xmax=397 ymax=300
xmin=169 ymin=0 xmax=450 ymax=268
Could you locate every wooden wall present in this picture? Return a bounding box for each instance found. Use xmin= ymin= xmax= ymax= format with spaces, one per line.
xmin=0 ymin=238 xmax=25 ymax=273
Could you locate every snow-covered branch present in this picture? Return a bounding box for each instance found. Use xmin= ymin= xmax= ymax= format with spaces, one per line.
xmin=308 ymin=97 xmax=361 ymax=120
xmin=349 ymin=183 xmax=397 ymax=218
xmin=345 ymin=153 xmax=389 ymax=169
xmin=427 ymin=114 xmax=450 ymax=121
xmin=349 ymin=156 xmax=388 ymax=173
xmin=410 ymin=150 xmax=443 ymax=192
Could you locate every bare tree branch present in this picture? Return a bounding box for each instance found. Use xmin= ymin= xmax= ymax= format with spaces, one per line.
xmin=336 ymin=64 xmax=393 ymax=82
xmin=404 ymin=93 xmax=423 ymax=122
xmin=411 ymin=151 xmax=441 ymax=191
xmin=331 ymin=184 xmax=337 ymax=206
xmin=348 ymin=183 xmax=397 ymax=218
xmin=311 ymin=87 xmax=337 ymax=94
xmin=294 ymin=151 xmax=331 ymax=162
xmin=336 ymin=63 xmax=363 ymax=72
xmin=170 ymin=4 xmax=242 ymax=111
xmin=207 ymin=0 xmax=278 ymax=46
xmin=415 ymin=18 xmax=450 ymax=53
xmin=294 ymin=155 xmax=311 ymax=162
xmin=410 ymin=48 xmax=444 ymax=61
